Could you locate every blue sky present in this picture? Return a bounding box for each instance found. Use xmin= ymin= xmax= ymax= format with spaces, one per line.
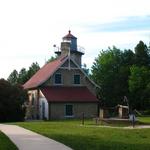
xmin=88 ymin=16 xmax=150 ymax=32
xmin=0 ymin=0 xmax=150 ymax=78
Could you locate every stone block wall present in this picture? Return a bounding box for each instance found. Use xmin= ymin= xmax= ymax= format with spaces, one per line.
xmin=49 ymin=102 xmax=98 ymax=119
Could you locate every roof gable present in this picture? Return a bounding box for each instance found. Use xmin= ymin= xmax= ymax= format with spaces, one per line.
xmin=23 ymin=54 xmax=100 ymax=90
xmin=23 ymin=55 xmax=68 ymax=89
xmin=61 ymin=59 xmax=78 ymax=68
xmin=70 ymin=58 xmax=100 ymax=88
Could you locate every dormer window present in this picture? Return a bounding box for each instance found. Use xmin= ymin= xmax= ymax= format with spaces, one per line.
xmin=55 ymin=73 xmax=62 ymax=84
xmin=74 ymin=74 xmax=80 ymax=84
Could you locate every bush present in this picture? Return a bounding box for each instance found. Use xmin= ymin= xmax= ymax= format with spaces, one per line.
xmin=141 ymin=110 xmax=150 ymax=116
xmin=0 ymin=79 xmax=27 ymax=122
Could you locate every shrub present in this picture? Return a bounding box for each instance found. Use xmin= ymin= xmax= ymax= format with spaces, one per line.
xmin=0 ymin=79 xmax=27 ymax=122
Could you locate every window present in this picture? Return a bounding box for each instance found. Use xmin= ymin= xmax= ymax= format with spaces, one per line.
xmin=65 ymin=104 xmax=73 ymax=116
xmin=55 ymin=73 xmax=62 ymax=84
xmin=74 ymin=74 xmax=80 ymax=84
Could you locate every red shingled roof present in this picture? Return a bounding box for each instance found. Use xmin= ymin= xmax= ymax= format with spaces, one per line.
xmin=41 ymin=86 xmax=98 ymax=102
xmin=63 ymin=30 xmax=77 ymax=39
xmin=23 ymin=55 xmax=68 ymax=89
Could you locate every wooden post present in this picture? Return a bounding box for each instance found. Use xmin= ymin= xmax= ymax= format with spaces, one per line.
xmin=82 ymin=112 xmax=84 ymax=125
xmin=99 ymin=109 xmax=103 ymax=125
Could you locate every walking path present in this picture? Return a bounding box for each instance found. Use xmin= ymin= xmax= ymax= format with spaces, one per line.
xmin=124 ymin=125 xmax=150 ymax=129
xmin=81 ymin=124 xmax=150 ymax=129
xmin=0 ymin=124 xmax=73 ymax=150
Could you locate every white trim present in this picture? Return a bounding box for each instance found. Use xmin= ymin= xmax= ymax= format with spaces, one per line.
xmin=60 ymin=67 xmax=79 ymax=69
xmin=68 ymin=47 xmax=71 ymax=70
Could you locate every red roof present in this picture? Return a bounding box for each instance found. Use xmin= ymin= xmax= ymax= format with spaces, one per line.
xmin=63 ymin=30 xmax=77 ymax=39
xmin=41 ymin=86 xmax=98 ymax=103
xmin=23 ymin=55 xmax=68 ymax=89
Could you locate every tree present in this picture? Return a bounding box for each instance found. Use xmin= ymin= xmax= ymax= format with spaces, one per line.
xmin=27 ymin=62 xmax=40 ymax=81
xmin=46 ymin=56 xmax=56 ymax=64
xmin=0 ymin=79 xmax=27 ymax=122
xmin=91 ymin=45 xmax=136 ymax=107
xmin=7 ymin=70 xmax=18 ymax=85
xmin=17 ymin=68 xmax=28 ymax=84
xmin=134 ymin=41 xmax=150 ymax=66
xmin=129 ymin=65 xmax=150 ymax=110
xmin=122 ymin=49 xmax=135 ymax=66
xmin=7 ymin=62 xmax=40 ymax=85
xmin=118 ymin=49 xmax=135 ymax=98
xmin=91 ymin=42 xmax=150 ymax=110
xmin=82 ymin=63 xmax=89 ymax=75
xmin=91 ymin=46 xmax=127 ymax=107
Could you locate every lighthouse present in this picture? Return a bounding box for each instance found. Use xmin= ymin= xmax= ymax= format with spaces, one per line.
xmin=55 ymin=30 xmax=84 ymax=67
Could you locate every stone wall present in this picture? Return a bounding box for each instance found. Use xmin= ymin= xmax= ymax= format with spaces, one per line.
xmin=49 ymin=102 xmax=98 ymax=119
xmin=44 ymin=68 xmax=96 ymax=96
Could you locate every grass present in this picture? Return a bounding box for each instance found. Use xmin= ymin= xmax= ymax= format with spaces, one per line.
xmin=0 ymin=131 xmax=18 ymax=150
xmin=14 ymin=118 xmax=150 ymax=150
xmin=138 ymin=117 xmax=150 ymax=124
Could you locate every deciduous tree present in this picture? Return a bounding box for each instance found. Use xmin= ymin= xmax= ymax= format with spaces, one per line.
xmin=129 ymin=65 xmax=150 ymax=110
xmin=0 ymin=79 xmax=27 ymax=122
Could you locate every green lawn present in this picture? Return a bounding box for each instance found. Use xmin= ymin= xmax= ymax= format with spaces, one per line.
xmin=15 ymin=119 xmax=150 ymax=150
xmin=138 ymin=117 xmax=150 ymax=124
xmin=0 ymin=131 xmax=18 ymax=150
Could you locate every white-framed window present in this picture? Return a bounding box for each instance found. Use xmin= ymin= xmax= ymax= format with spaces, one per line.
xmin=73 ymin=74 xmax=80 ymax=84
xmin=54 ymin=73 xmax=62 ymax=84
xmin=65 ymin=104 xmax=74 ymax=117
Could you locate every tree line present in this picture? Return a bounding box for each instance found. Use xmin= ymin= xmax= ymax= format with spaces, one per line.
xmin=91 ymin=41 xmax=150 ymax=112
xmin=7 ymin=56 xmax=57 ymax=85
xmin=7 ymin=62 xmax=40 ymax=85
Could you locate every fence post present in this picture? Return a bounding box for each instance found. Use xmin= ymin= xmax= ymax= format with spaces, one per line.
xmin=82 ymin=112 xmax=84 ymax=125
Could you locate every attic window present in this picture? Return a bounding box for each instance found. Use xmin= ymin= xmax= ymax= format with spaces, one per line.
xmin=74 ymin=74 xmax=80 ymax=84
xmin=55 ymin=73 xmax=62 ymax=84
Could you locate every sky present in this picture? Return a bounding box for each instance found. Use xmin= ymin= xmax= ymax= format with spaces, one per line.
xmin=0 ymin=0 xmax=150 ymax=79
